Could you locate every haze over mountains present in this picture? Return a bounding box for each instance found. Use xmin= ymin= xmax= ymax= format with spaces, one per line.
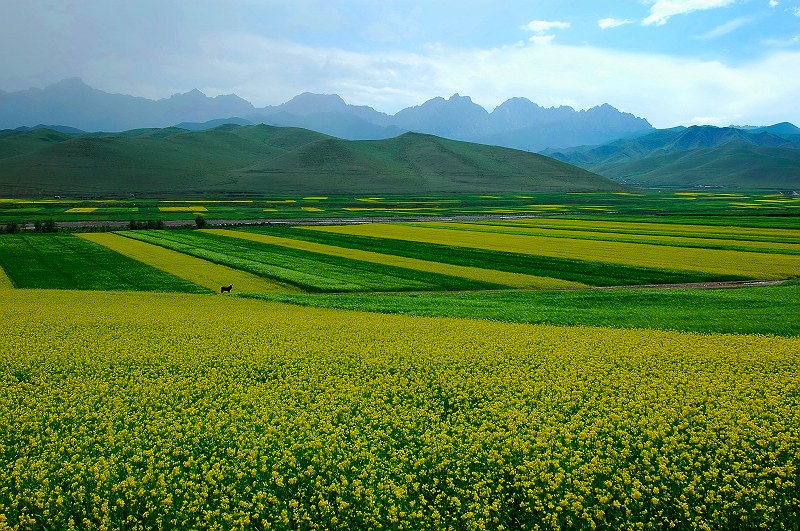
xmin=0 ymin=78 xmax=652 ymax=151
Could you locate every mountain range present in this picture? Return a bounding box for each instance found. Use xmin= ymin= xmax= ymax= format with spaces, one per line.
xmin=545 ymin=124 xmax=800 ymax=189
xmin=0 ymin=78 xmax=652 ymax=151
xmin=0 ymin=124 xmax=620 ymax=197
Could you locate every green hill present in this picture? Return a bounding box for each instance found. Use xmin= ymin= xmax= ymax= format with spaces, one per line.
xmin=0 ymin=124 xmax=619 ymax=197
xmin=598 ymin=144 xmax=800 ymax=188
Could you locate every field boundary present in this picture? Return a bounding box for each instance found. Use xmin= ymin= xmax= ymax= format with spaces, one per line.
xmin=0 ymin=265 xmax=13 ymax=289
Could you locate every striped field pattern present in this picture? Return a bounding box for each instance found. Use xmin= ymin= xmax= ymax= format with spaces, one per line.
xmin=78 ymin=233 xmax=298 ymax=294
xmin=0 ymin=265 xmax=12 ymax=289
xmin=205 ymin=229 xmax=587 ymax=290
xmin=305 ymin=222 xmax=800 ymax=279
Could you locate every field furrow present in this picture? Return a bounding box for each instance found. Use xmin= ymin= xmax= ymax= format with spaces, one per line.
xmin=209 ymin=228 xmax=586 ymax=289
xmin=79 ymin=233 xmax=294 ymax=294
xmin=307 ymin=223 xmax=800 ymax=279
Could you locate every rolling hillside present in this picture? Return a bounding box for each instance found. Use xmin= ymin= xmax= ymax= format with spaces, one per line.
xmin=546 ymin=125 xmax=800 ymax=189
xmin=0 ymin=124 xmax=620 ymax=197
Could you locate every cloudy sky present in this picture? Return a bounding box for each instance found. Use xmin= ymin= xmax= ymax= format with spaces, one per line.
xmin=2 ymin=0 xmax=799 ymax=127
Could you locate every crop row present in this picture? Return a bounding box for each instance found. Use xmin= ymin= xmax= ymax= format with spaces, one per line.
xmin=2 ymin=289 xmax=799 ymax=530
xmin=309 ymin=223 xmax=800 ymax=279
xmin=258 ymin=226 xmax=744 ymax=286
xmin=247 ymin=281 xmax=800 ymax=337
xmin=117 ymin=230 xmax=503 ymax=292
xmin=0 ymin=234 xmax=208 ymax=293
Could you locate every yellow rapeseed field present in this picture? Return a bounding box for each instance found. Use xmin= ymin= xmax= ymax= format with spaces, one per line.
xmin=205 ymin=229 xmax=586 ymax=289
xmin=64 ymin=207 xmax=98 ymax=214
xmin=78 ymin=233 xmax=296 ymax=294
xmin=1 ymin=289 xmax=798 ymax=530
xmin=307 ymin=223 xmax=800 ymax=279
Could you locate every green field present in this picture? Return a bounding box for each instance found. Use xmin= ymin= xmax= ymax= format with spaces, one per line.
xmin=0 ymin=233 xmax=208 ymax=292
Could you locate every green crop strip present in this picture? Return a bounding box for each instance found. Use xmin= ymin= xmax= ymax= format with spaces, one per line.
xmin=244 ymin=282 xmax=800 ymax=337
xmin=0 ymin=233 xmax=209 ymax=293
xmin=118 ymin=230 xmax=504 ymax=292
xmin=249 ymin=226 xmax=745 ymax=286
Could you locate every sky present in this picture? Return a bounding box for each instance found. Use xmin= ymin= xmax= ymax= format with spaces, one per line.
xmin=1 ymin=0 xmax=800 ymax=128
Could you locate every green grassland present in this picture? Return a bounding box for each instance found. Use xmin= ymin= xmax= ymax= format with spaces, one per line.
xmin=244 ymin=281 xmax=800 ymax=337
xmin=0 ymin=125 xmax=615 ymax=197
xmin=0 ymin=233 xmax=209 ymax=292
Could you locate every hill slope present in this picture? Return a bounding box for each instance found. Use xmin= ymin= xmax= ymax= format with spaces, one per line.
xmin=546 ymin=125 xmax=800 ymax=189
xmin=0 ymin=124 xmax=620 ymax=197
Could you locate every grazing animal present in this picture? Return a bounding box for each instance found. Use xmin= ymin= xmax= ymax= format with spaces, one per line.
xmin=221 ymin=284 xmax=233 ymax=294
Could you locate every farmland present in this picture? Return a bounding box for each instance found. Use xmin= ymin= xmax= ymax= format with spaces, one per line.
xmin=1 ymin=203 xmax=800 ymax=530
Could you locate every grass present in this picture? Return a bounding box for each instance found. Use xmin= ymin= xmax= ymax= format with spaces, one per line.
xmin=79 ymin=233 xmax=295 ymax=294
xmin=0 ymin=233 xmax=209 ymax=292
xmin=243 ymin=281 xmax=800 ymax=337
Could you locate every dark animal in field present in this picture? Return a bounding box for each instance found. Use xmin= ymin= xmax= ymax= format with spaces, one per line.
xmin=221 ymin=284 xmax=233 ymax=293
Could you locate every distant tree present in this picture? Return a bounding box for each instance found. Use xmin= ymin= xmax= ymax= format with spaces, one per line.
xmin=128 ymin=220 xmax=142 ymax=230
xmin=44 ymin=219 xmax=58 ymax=233
xmin=146 ymin=219 xmax=164 ymax=229
xmin=33 ymin=220 xmax=43 ymax=233
xmin=7 ymin=221 xmax=20 ymax=233
xmin=195 ymin=215 xmax=207 ymax=229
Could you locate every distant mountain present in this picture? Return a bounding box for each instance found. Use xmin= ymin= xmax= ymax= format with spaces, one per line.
xmin=0 ymin=78 xmax=255 ymax=131
xmin=546 ymin=125 xmax=800 ymax=189
xmin=0 ymin=79 xmax=652 ymax=149
xmin=0 ymin=124 xmax=621 ymax=197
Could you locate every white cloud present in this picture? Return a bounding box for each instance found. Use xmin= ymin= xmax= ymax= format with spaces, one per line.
xmin=643 ymin=0 xmax=737 ymax=26
xmin=793 ymin=7 xmax=800 ymax=16
xmin=598 ymin=18 xmax=634 ymax=29
xmin=522 ymin=20 xmax=570 ymax=33
xmin=769 ymin=0 xmax=779 ymax=7
xmin=529 ymin=34 xmax=556 ymax=46
xmin=695 ymin=16 xmax=752 ymax=40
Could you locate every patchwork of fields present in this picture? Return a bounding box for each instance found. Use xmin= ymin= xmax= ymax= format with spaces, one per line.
xmin=2 ymin=213 xmax=800 ymax=529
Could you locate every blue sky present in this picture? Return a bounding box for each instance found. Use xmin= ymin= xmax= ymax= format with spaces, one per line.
xmin=2 ymin=0 xmax=799 ymax=127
